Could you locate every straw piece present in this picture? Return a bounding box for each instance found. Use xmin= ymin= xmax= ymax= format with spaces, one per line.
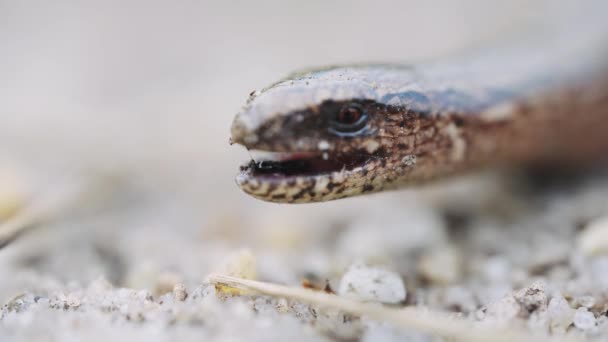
xmin=208 ymin=273 xmax=581 ymax=342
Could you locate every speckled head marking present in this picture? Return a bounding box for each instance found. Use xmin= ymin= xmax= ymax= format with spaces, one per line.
xmin=230 ymin=65 xmax=502 ymax=203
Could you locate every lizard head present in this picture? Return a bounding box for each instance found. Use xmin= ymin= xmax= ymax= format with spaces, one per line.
xmin=230 ymin=66 xmax=439 ymax=203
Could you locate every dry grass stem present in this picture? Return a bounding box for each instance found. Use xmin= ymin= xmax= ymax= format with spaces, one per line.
xmin=208 ymin=273 xmax=581 ymax=342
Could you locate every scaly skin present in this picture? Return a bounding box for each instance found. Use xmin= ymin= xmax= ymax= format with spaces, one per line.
xmin=230 ymin=39 xmax=608 ymax=203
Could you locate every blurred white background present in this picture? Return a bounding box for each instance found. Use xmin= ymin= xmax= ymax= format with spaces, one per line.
xmin=0 ymin=0 xmax=592 ymax=294
xmin=0 ymin=0 xmax=544 ymax=195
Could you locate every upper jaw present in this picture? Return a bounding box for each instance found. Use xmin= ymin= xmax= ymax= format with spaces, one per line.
xmin=231 ymin=109 xmax=327 ymax=153
xmin=230 ymin=112 xmax=260 ymax=147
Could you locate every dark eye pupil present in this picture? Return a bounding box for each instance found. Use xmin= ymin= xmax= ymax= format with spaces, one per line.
xmin=339 ymin=106 xmax=361 ymax=124
xmin=328 ymin=103 xmax=369 ymax=136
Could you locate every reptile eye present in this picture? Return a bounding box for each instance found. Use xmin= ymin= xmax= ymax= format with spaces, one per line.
xmin=337 ymin=105 xmax=362 ymax=124
xmin=329 ymin=104 xmax=369 ymax=135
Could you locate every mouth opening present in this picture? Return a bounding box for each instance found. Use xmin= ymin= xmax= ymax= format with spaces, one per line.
xmin=241 ymin=150 xmax=371 ymax=178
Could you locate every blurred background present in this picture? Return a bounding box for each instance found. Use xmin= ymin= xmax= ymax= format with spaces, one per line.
xmin=1 ymin=1 xmax=608 ymax=340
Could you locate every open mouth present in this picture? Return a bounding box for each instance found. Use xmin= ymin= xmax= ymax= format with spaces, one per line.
xmin=240 ymin=150 xmax=371 ymax=179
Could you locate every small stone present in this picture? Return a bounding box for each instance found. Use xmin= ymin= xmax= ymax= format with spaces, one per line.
xmin=190 ymin=283 xmax=216 ymax=300
xmin=66 ymin=293 xmax=81 ymax=308
xmin=547 ymin=294 xmax=575 ymax=331
xmin=172 ymin=283 xmax=188 ymax=301
xmin=573 ymin=307 xmax=596 ymax=331
xmin=276 ymin=298 xmax=289 ymax=313
xmin=251 ymin=297 xmax=279 ymax=317
xmin=338 ymin=262 xmax=406 ymax=304
xmin=513 ymin=281 xmax=547 ymax=315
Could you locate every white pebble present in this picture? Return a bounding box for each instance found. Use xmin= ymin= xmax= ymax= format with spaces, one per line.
xmin=66 ymin=293 xmax=82 ymax=308
xmin=338 ymin=262 xmax=406 ymax=304
xmin=547 ymin=294 xmax=574 ymax=330
xmin=573 ymin=307 xmax=596 ymax=331
xmin=513 ymin=281 xmax=547 ymax=314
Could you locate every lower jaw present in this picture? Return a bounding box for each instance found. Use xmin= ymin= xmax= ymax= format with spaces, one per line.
xmin=235 ymin=149 xmax=383 ymax=202
xmin=236 ymin=176 xmax=353 ymax=203
xmin=236 ymin=162 xmax=367 ymax=203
